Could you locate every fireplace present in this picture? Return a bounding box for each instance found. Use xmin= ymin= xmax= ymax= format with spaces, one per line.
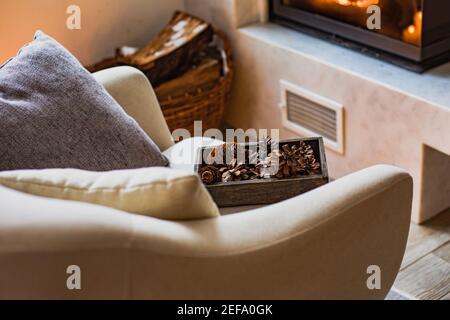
xmin=270 ymin=0 xmax=450 ymax=72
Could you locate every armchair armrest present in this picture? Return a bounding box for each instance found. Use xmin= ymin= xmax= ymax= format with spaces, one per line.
xmin=0 ymin=165 xmax=412 ymax=299
xmin=129 ymin=165 xmax=412 ymax=299
xmin=93 ymin=66 xmax=174 ymax=151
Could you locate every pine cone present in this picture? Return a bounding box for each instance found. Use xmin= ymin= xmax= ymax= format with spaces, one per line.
xmin=199 ymin=165 xmax=221 ymax=184
xmin=259 ymin=141 xmax=321 ymax=179
xmin=200 ymin=139 xmax=322 ymax=183
xmin=205 ymin=143 xmax=261 ymax=183
xmin=220 ymin=158 xmax=260 ymax=182
xmin=298 ymin=141 xmax=321 ymax=175
xmin=207 ymin=142 xmax=237 ymax=166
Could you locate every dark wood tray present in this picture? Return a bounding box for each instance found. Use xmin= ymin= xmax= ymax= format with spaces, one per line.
xmin=195 ymin=137 xmax=329 ymax=207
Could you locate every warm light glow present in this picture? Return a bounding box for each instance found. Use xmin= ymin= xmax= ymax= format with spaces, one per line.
xmin=332 ymin=0 xmax=379 ymax=8
xmin=309 ymin=0 xmax=423 ymax=45
xmin=402 ymin=11 xmax=423 ymax=45
xmin=335 ymin=0 xmax=351 ymax=6
xmin=416 ymin=11 xmax=423 ymax=20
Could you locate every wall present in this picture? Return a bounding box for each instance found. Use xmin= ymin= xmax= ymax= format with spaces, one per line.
xmin=184 ymin=0 xmax=265 ymax=30
xmin=0 ymin=0 xmax=184 ymax=65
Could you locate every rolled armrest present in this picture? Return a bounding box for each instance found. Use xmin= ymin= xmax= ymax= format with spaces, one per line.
xmin=132 ymin=165 xmax=411 ymax=256
xmin=126 ymin=165 xmax=412 ymax=300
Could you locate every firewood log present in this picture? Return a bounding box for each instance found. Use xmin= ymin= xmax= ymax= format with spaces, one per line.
xmin=86 ymin=11 xmax=214 ymax=86
xmin=155 ymin=58 xmax=221 ymax=102
xmin=127 ymin=11 xmax=214 ymax=86
xmin=86 ymin=56 xmax=126 ymax=73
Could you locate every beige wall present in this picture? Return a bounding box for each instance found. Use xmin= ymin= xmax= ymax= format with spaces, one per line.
xmin=0 ymin=0 xmax=184 ymax=65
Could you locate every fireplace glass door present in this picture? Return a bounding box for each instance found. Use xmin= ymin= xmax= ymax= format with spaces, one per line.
xmin=281 ymin=0 xmax=423 ymax=46
xmin=271 ymin=0 xmax=450 ymax=71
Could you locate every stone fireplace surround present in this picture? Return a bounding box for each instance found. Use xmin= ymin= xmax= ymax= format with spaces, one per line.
xmin=184 ymin=0 xmax=450 ymax=224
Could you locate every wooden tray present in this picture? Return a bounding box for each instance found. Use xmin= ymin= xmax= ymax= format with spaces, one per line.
xmin=195 ymin=137 xmax=329 ymax=207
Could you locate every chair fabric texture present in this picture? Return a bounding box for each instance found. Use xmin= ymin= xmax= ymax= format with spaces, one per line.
xmin=0 ymin=167 xmax=219 ymax=220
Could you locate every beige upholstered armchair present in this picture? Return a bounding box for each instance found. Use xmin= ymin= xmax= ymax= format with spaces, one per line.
xmin=0 ymin=67 xmax=413 ymax=300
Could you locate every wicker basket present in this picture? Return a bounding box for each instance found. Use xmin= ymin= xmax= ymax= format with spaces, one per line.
xmin=156 ymin=30 xmax=233 ymax=135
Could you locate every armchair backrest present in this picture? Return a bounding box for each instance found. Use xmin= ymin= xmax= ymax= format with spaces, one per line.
xmin=93 ymin=66 xmax=175 ymax=152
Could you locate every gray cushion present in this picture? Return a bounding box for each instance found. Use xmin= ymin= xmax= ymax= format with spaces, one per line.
xmin=0 ymin=31 xmax=168 ymax=171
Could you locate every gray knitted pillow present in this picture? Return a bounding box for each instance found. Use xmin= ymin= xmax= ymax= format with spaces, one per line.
xmin=0 ymin=31 xmax=168 ymax=171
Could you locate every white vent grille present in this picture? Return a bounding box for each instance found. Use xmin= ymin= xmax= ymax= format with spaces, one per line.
xmin=279 ymin=80 xmax=345 ymax=154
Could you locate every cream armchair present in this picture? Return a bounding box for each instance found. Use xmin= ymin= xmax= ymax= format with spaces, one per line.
xmin=0 ymin=67 xmax=413 ymax=300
